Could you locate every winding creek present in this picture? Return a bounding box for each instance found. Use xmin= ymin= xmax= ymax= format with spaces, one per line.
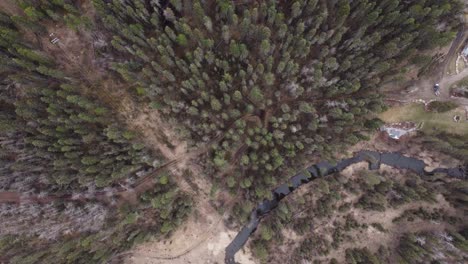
xmin=224 ymin=150 xmax=467 ymax=264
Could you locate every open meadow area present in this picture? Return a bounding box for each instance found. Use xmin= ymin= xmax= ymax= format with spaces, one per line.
xmin=380 ymin=104 xmax=468 ymax=135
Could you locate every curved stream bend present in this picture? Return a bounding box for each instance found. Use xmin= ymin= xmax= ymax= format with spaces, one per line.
xmin=225 ymin=151 xmax=467 ymax=264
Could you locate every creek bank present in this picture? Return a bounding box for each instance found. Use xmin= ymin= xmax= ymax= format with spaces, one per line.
xmin=225 ymin=150 xmax=466 ymax=264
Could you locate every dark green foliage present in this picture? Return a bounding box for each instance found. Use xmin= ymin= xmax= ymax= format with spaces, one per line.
xmin=393 ymin=207 xmax=460 ymax=225
xmin=296 ymin=234 xmax=331 ymax=258
xmin=365 ymin=118 xmax=385 ymax=130
xmin=443 ymin=180 xmax=468 ymax=208
xmin=420 ymin=132 xmax=468 ymax=162
xmin=353 ymin=171 xmax=436 ymax=211
xmin=17 ymin=0 xmax=91 ymax=30
xmin=1 ymin=1 xmax=466 ymax=263
xmin=232 ymin=200 xmax=254 ymax=223
xmin=0 ymin=8 xmax=188 ymax=263
xmin=251 ymin=239 xmax=269 ymax=263
xmin=411 ymin=54 xmax=432 ymax=67
xmin=345 ymin=247 xmax=382 ymax=264
xmin=92 ymin=0 xmax=462 ymax=200
xmin=427 ymin=101 xmax=458 ymax=113
xmin=250 ymin=202 xmax=294 ymax=262
xmin=0 ymin=11 xmax=160 ymax=191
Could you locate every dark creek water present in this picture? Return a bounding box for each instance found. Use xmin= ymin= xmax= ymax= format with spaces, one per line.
xmin=225 ymin=151 xmax=466 ymax=264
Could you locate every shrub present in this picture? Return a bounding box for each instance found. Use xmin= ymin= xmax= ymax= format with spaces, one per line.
xmin=427 ymin=101 xmax=458 ymax=113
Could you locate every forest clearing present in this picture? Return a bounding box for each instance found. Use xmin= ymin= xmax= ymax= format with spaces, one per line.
xmin=379 ymin=104 xmax=468 ymax=135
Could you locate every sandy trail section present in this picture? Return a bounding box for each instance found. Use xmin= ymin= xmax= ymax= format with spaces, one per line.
xmin=127 ymin=209 xmax=256 ymax=264
xmin=117 ymin=92 xmax=254 ymax=264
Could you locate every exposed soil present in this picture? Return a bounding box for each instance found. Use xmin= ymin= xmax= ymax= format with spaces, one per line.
xmin=127 ymin=210 xmax=256 ymax=264
xmin=122 ymin=103 xmax=187 ymax=162
xmin=0 ymin=191 xmax=21 ymax=204
xmin=384 ymin=24 xmax=468 ymax=107
xmin=41 ymin=24 xmax=97 ymax=76
xmin=0 ymin=0 xmax=22 ymax=16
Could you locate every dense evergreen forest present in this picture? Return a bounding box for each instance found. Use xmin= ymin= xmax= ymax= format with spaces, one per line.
xmin=0 ymin=0 xmax=466 ymax=263
xmin=91 ymin=0 xmax=462 ymax=199
xmin=0 ymin=1 xmax=192 ymax=262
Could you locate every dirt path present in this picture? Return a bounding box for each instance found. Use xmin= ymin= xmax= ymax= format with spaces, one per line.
xmin=441 ymin=23 xmax=467 ymax=80
xmin=386 ymin=22 xmax=468 ymax=107
xmin=108 ymin=85 xmax=246 ymax=264
xmin=128 ymin=229 xmax=256 ymax=264
xmin=125 ymin=201 xmax=256 ymax=264
xmin=387 ymin=65 xmax=468 ymax=106
xmin=119 ymin=122 xmax=256 ymax=264
xmin=126 ymin=108 xmax=186 ymax=160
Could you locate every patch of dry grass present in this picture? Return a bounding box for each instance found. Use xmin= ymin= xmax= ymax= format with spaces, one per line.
xmin=379 ymin=103 xmax=468 ymax=135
